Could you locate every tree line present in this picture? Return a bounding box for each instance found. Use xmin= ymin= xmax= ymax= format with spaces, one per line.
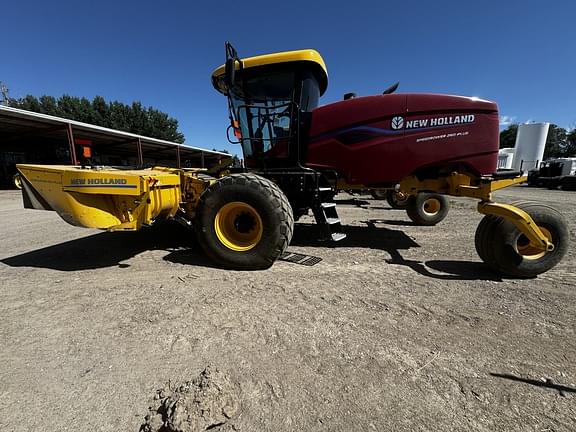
xmin=6 ymin=94 xmax=185 ymax=143
xmin=500 ymin=123 xmax=576 ymax=159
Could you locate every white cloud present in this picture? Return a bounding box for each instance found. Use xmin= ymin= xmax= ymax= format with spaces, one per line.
xmin=499 ymin=115 xmax=516 ymax=126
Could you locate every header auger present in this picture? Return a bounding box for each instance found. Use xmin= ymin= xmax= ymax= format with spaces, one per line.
xmin=17 ymin=43 xmax=568 ymax=277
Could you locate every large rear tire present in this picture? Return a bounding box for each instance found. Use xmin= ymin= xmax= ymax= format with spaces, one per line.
xmin=406 ymin=193 xmax=450 ymax=226
xmin=474 ymin=201 xmax=569 ymax=278
xmin=194 ymin=173 xmax=294 ymax=270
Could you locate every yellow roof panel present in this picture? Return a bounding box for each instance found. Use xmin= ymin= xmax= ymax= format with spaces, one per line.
xmin=212 ymin=49 xmax=328 ymax=95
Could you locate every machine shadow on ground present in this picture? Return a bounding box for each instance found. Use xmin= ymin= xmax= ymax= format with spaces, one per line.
xmin=0 ymin=222 xmax=214 ymax=271
xmin=333 ymin=198 xmax=371 ymax=207
xmin=369 ymin=206 xmax=406 ymax=212
xmin=291 ymin=222 xmax=419 ymax=252
xmin=490 ymin=373 xmax=576 ymax=397
xmin=2 ymin=219 xmax=500 ymax=280
xmin=292 ymin=222 xmax=502 ymax=281
xmin=366 ymin=218 xmax=417 ymax=227
xmin=390 ymin=255 xmax=503 ymax=281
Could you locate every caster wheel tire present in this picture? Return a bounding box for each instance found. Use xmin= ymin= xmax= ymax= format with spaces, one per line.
xmin=385 ymin=190 xmax=409 ymax=209
xmin=406 ymin=193 xmax=450 ymax=226
xmin=475 ymin=201 xmax=569 ymax=278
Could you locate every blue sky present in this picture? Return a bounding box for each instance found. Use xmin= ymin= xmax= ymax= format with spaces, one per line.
xmin=3 ymin=0 xmax=575 ymax=154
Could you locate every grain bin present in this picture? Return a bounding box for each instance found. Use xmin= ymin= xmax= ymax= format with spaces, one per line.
xmin=513 ymin=123 xmax=549 ymax=173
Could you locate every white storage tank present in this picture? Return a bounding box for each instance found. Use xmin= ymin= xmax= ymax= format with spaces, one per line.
xmin=513 ymin=123 xmax=549 ymax=173
xmin=497 ymin=147 xmax=515 ymax=169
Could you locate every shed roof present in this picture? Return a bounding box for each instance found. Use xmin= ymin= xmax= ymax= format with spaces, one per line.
xmin=0 ymin=105 xmax=230 ymax=166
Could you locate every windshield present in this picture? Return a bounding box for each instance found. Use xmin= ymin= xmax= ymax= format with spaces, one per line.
xmin=228 ymin=66 xmax=322 ymax=161
xmin=233 ymin=99 xmax=293 ymax=157
xmin=229 ymin=70 xmax=295 ymax=158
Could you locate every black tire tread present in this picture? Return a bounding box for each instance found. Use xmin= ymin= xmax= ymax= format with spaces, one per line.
xmin=474 ymin=214 xmax=499 ymax=266
xmin=474 ymin=201 xmax=569 ymax=277
xmin=406 ymin=193 xmax=450 ymax=226
xmin=194 ymin=173 xmax=294 ymax=269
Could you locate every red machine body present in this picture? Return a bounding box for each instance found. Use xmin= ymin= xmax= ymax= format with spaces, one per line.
xmin=305 ymin=93 xmax=499 ymax=186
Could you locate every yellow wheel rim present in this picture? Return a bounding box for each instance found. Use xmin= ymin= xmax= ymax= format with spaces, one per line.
xmin=13 ymin=174 xmax=22 ymax=189
xmin=516 ymin=227 xmax=553 ymax=260
xmin=423 ymin=198 xmax=441 ymax=215
xmin=214 ymin=202 xmax=263 ymax=252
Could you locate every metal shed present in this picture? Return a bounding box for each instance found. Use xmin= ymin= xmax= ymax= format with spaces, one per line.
xmin=0 ymin=105 xmax=230 ymax=186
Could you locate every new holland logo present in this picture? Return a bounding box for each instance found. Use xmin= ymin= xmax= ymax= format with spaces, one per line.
xmin=70 ymin=178 xmax=128 ymax=185
xmin=391 ymin=116 xmax=404 ymax=130
xmin=391 ymin=114 xmax=475 ymax=130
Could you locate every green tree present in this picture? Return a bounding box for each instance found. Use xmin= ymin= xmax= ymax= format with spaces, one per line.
xmin=77 ymin=97 xmax=93 ymax=123
xmin=499 ymin=124 xmax=518 ymax=148
xmin=108 ymin=101 xmax=131 ymax=131
xmin=8 ymin=94 xmax=185 ymax=143
xmin=15 ymin=95 xmax=42 ymax=112
xmin=212 ymin=149 xmax=240 ymax=166
xmin=39 ymin=95 xmax=59 ymax=115
xmin=145 ymin=108 xmax=184 ymax=143
xmin=129 ymin=101 xmax=147 ymax=135
xmin=565 ymin=129 xmax=576 ymax=157
xmin=91 ymin=95 xmax=109 ymax=126
xmin=57 ymin=95 xmax=81 ymax=120
xmin=543 ymin=124 xmax=568 ymax=159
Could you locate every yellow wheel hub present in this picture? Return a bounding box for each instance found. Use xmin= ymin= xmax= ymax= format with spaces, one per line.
xmin=214 ymin=202 xmax=263 ymax=251
xmin=516 ymin=226 xmax=552 ymax=260
xmin=394 ymin=192 xmax=408 ymax=204
xmin=13 ymin=174 xmax=22 ymax=189
xmin=423 ymin=198 xmax=441 ymax=215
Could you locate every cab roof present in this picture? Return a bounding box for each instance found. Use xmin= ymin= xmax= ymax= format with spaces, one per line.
xmin=211 ymin=49 xmax=328 ymax=96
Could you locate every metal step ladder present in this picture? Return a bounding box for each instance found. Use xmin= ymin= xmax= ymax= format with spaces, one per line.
xmin=312 ymin=188 xmax=347 ymax=241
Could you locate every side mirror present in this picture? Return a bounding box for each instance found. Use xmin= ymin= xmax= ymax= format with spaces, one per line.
xmin=226 ymin=120 xmax=242 ymax=144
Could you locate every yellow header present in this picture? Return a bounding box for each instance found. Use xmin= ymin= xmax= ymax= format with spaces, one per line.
xmin=212 ymin=49 xmax=328 ymax=95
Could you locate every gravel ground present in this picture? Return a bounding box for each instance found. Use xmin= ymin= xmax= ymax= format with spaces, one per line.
xmin=0 ymin=186 xmax=574 ymax=431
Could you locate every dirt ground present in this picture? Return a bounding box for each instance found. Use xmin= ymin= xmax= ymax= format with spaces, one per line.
xmin=0 ymin=185 xmax=575 ymax=431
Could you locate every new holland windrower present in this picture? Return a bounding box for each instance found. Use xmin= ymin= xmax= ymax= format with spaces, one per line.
xmin=17 ymin=43 xmax=569 ymax=276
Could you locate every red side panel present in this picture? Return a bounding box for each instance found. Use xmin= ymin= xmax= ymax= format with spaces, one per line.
xmin=305 ymin=93 xmax=499 ymax=185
